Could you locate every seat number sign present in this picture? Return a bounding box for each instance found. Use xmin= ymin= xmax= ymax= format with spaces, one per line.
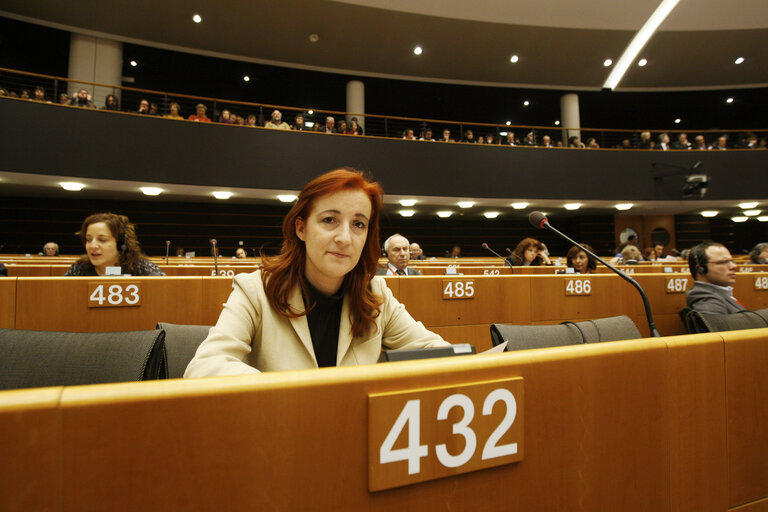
xmin=368 ymin=377 xmax=523 ymax=491
xmin=564 ymin=278 xmax=591 ymax=295
xmin=442 ymin=279 xmax=475 ymax=299
xmin=88 ymin=282 xmax=141 ymax=307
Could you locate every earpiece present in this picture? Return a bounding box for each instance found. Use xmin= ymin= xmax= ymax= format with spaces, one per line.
xmin=692 ymin=250 xmax=707 ymax=275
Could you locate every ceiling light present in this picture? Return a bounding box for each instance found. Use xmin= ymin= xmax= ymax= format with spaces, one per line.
xmin=511 ymin=202 xmax=528 ymax=209
xmin=129 ymin=60 xmax=138 ymax=67
xmin=615 ymin=203 xmax=633 ymax=211
xmin=277 ymin=194 xmax=298 ymax=203
xmin=564 ymin=203 xmax=582 ymax=210
xmin=243 ymin=75 xmax=250 ymax=82
xmin=700 ymin=210 xmax=718 ymax=217
xmin=726 ymin=97 xmax=734 ymax=103
xmin=457 ymin=201 xmax=475 ymax=208
xmin=674 ymin=118 xmax=681 ymax=124
xmin=510 ymin=55 xmax=519 ymax=63
xmin=732 ymin=216 xmax=748 ymax=223
xmin=140 ymin=187 xmax=162 ymax=196
xmin=739 ymin=202 xmax=758 ymax=209
xmin=483 ymin=211 xmax=500 ymax=219
xmin=758 ymin=217 xmax=768 ymax=222
xmin=436 ymin=211 xmax=453 ymax=218
xmin=399 ymin=199 xmax=417 ymax=207
xmin=734 ymin=57 xmax=744 ymax=64
xmin=554 ymin=120 xmax=560 ymax=126
xmin=523 ymin=100 xmax=529 ymax=106
xmin=399 ymin=210 xmax=415 ymax=217
xmin=59 ymin=181 xmax=85 ymax=191
xmin=499 ymin=131 xmax=508 ymax=136
xmin=307 ymin=110 xmax=314 ymax=115
xmin=192 ymin=14 xmax=202 ymax=23
xmin=308 ymin=34 xmax=320 ymax=43
xmin=603 ymin=0 xmax=680 ymax=90
xmin=603 ymin=59 xmax=613 ymax=67
xmin=743 ymin=210 xmax=762 ymax=216
xmin=212 ymin=191 xmax=232 ymax=200
xmin=505 ymin=121 xmax=511 ymax=125
xmin=638 ymin=58 xmax=647 ymax=67
xmin=413 ymin=46 xmax=423 ymax=55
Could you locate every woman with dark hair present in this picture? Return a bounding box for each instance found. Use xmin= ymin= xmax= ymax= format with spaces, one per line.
xmin=509 ymin=237 xmax=551 ymax=266
xmin=102 ymin=94 xmax=120 ymax=111
xmin=185 ymin=168 xmax=449 ymax=377
xmin=566 ymin=244 xmax=597 ymax=274
xmin=749 ymin=243 xmax=768 ymax=264
xmin=63 ymin=213 xmax=165 ymax=276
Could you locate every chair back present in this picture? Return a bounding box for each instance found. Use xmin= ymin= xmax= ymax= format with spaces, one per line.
xmin=680 ymin=307 xmax=768 ymax=333
xmin=156 ymin=322 xmax=212 ymax=379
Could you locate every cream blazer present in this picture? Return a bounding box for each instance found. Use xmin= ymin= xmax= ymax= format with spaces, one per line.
xmin=184 ymin=270 xmax=449 ymax=377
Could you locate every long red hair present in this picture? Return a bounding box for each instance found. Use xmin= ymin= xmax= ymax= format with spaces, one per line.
xmin=260 ymin=168 xmax=384 ymax=338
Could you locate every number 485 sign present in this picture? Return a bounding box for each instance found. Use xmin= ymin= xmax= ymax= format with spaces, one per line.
xmin=368 ymin=378 xmax=524 ymax=491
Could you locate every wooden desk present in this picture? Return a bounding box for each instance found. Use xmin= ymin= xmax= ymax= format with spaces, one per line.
xmin=0 ymin=278 xmax=16 ymax=328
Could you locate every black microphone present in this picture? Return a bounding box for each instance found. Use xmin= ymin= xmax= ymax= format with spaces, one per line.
xmin=210 ymin=239 xmax=218 ymax=274
xmin=165 ymin=240 xmax=170 ymax=265
xmin=528 ymin=211 xmax=660 ymax=337
xmin=482 ymin=242 xmax=513 ymax=267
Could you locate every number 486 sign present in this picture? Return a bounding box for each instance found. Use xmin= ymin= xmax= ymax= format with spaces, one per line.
xmin=368 ymin=378 xmax=524 ymax=491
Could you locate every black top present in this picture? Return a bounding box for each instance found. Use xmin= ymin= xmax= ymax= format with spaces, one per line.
xmin=304 ymin=282 xmax=344 ymax=367
xmin=63 ymin=259 xmax=166 ymax=276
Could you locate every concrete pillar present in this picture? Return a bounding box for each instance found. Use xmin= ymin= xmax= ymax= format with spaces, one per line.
xmin=346 ymin=80 xmax=365 ymax=131
xmin=68 ymin=33 xmax=122 ymax=108
xmin=560 ymin=93 xmax=581 ymax=146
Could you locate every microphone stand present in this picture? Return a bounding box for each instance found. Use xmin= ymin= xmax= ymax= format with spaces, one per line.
xmin=540 ymin=221 xmax=661 ymax=337
xmin=211 ymin=240 xmax=219 ymax=275
xmin=165 ymin=241 xmax=170 ymax=265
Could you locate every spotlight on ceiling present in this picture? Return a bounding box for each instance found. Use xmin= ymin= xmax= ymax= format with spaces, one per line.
xmin=615 ymin=203 xmax=633 ymax=211
xmin=399 ymin=199 xmax=417 ymax=207
xmin=739 ymin=202 xmax=758 ymax=209
xmin=192 ymin=14 xmax=202 ymax=23
xmin=59 ymin=182 xmax=86 ymax=191
xmin=212 ymin=191 xmax=232 ymax=200
xmin=129 ymin=60 xmax=138 ymax=67
xmin=457 ymin=201 xmax=475 ymax=208
xmin=743 ymin=210 xmax=762 ymax=217
xmin=700 ymin=211 xmax=718 ymax=218
xmin=483 ymin=211 xmax=500 ymax=219
xmin=436 ymin=211 xmax=453 ymax=218
xmin=510 ymin=55 xmax=519 ymax=63
xmin=726 ymin=97 xmax=734 ymax=104
xmin=638 ymin=58 xmax=647 ymax=67
xmin=277 ymin=195 xmax=298 ymax=203
xmin=140 ymin=187 xmax=163 ymax=196
xmin=243 ymin=75 xmax=250 ymax=82
xmin=413 ymin=46 xmax=423 ymax=55
xmin=564 ymin=203 xmax=582 ymax=210
xmin=732 ymin=216 xmax=748 ymax=223
xmin=603 ymin=59 xmax=613 ymax=67
xmin=399 ymin=210 xmax=415 ymax=217
xmin=511 ymin=202 xmax=528 ymax=209
xmin=734 ymin=57 xmax=744 ymax=64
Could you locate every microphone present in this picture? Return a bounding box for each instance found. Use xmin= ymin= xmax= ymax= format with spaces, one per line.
xmin=482 ymin=243 xmax=513 ymax=267
xmin=210 ymin=239 xmax=218 ymax=274
xmin=165 ymin=240 xmax=170 ymax=265
xmin=528 ymin=211 xmax=660 ymax=337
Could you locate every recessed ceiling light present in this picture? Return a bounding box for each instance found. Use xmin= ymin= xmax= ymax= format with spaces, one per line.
xmin=638 ymin=58 xmax=647 ymax=67
xmin=399 ymin=199 xmax=417 ymax=207
xmin=732 ymin=216 xmax=748 ymax=223
xmin=564 ymin=203 xmax=582 ymax=210
xmin=140 ymin=187 xmax=162 ymax=196
xmin=743 ymin=210 xmax=761 ymax=216
xmin=399 ymin=210 xmax=415 ymax=217
xmin=505 ymin=121 xmax=511 ymax=126
xmin=726 ymin=97 xmax=734 ymax=103
xmin=511 ymin=202 xmax=528 ymax=209
xmin=129 ymin=60 xmax=138 ymax=67
xmin=212 ymin=191 xmax=232 ymax=200
xmin=758 ymin=216 xmax=768 ymax=222
xmin=59 ymin=181 xmax=85 ymax=191
xmin=277 ymin=194 xmax=298 ymax=203
xmin=243 ymin=75 xmax=250 ymax=82
xmin=436 ymin=211 xmax=453 ymax=218
xmin=192 ymin=14 xmax=202 ymax=23
xmin=734 ymin=57 xmax=744 ymax=64
xmin=308 ymin=34 xmax=320 ymax=43
xmin=739 ymin=202 xmax=758 ymax=209
xmin=413 ymin=46 xmax=423 ymax=55
xmin=615 ymin=203 xmax=633 ymax=211
xmin=307 ymin=110 xmax=314 ymax=115
xmin=499 ymin=131 xmax=508 ymax=136
xmin=457 ymin=201 xmax=475 ymax=208
xmin=510 ymin=55 xmax=519 ymax=63
xmin=554 ymin=120 xmax=560 ymax=126
xmin=523 ymin=100 xmax=529 ymax=106
xmin=603 ymin=59 xmax=613 ymax=67
xmin=483 ymin=211 xmax=500 ymax=219
xmin=700 ymin=210 xmax=718 ymax=217
xmin=674 ymin=118 xmax=681 ymax=124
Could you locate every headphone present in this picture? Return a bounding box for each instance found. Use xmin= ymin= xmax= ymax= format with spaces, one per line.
xmin=690 ymin=244 xmax=710 ymax=276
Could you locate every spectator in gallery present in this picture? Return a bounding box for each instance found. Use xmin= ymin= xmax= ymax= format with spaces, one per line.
xmin=33 ymin=86 xmax=47 ymax=102
xmin=68 ymin=88 xmax=94 ymax=108
xmin=184 ymin=168 xmax=450 ymax=376
xmin=149 ymin=103 xmax=160 ymax=116
xmin=540 ymin=135 xmax=553 ymax=147
xmin=485 ymin=134 xmax=496 ymax=145
xmin=235 ymin=247 xmax=247 ymax=259
xmin=350 ymin=116 xmax=364 ymax=136
xmin=337 ymin=119 xmax=348 ymax=133
xmin=188 ymin=104 xmax=212 ymax=122
xmin=20 ymin=89 xmax=31 ymax=99
xmin=419 ymin=128 xmax=434 ymax=141
xmin=63 ymin=213 xmax=165 ymax=277
xmin=620 ymin=139 xmax=632 ymax=149
xmin=137 ymin=99 xmax=151 ymax=114
xmin=657 ymin=133 xmax=671 ymax=151
xmin=671 ymin=132 xmax=692 ymax=150
xmin=638 ymin=131 xmax=653 ymax=149
xmin=102 ymin=94 xmax=120 ymax=111
xmin=59 ymin=93 xmax=69 ymax=105
xmin=319 ymin=116 xmax=336 ymax=133
xmin=439 ymin=129 xmax=454 ymax=142
xmin=692 ymin=135 xmax=708 ymax=150
xmin=402 ymin=129 xmax=416 ymax=140
xmin=292 ymin=114 xmax=305 ymax=130
xmin=347 ymin=118 xmax=361 ymax=136
xmin=477 ymin=136 xmax=485 ymax=144
xmin=235 ymin=115 xmax=245 ymax=125
xmin=219 ymin=109 xmax=235 ymax=124
xmin=410 ymin=242 xmax=426 ymax=260
xmin=449 ymin=245 xmax=462 ymax=258
xmin=568 ymin=136 xmax=584 ymax=148
xmin=247 ymin=114 xmax=258 ymax=127
xmin=43 ymin=242 xmax=59 ymax=256
xmin=585 ymin=137 xmax=600 ymax=149
xmin=164 ymin=102 xmax=184 ymax=120
xmin=264 ymin=109 xmax=290 ymax=130
xmin=710 ymin=136 xmax=728 ymax=150
xmin=566 ymin=244 xmax=597 ymax=273
xmin=376 ymin=234 xmax=422 ymax=276
xmin=463 ymin=130 xmax=476 ymax=143
xmin=523 ymin=132 xmax=537 ymax=146
xmin=506 ymin=132 xmax=517 ymax=146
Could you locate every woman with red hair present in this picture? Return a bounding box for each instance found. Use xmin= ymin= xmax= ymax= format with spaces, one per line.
xmin=185 ymin=168 xmax=449 ymax=376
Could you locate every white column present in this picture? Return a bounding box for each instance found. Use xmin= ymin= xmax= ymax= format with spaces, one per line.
xmin=68 ymin=33 xmax=123 ymax=108
xmin=560 ymin=93 xmax=581 ymax=146
xmin=346 ymin=80 xmax=365 ymax=131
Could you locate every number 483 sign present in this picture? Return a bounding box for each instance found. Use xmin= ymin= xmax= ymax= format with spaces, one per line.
xmin=368 ymin=378 xmax=524 ymax=491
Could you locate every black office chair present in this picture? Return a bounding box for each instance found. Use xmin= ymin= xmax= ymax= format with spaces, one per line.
xmin=155 ymin=322 xmax=212 ymax=379
xmin=0 ymin=328 xmax=167 ymax=390
xmin=490 ymin=315 xmax=642 ymax=352
xmin=679 ymin=307 xmax=768 ymax=334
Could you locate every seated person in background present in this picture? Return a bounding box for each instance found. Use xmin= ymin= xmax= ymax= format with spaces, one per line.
xmin=710 ymin=136 xmax=728 ymax=150
xmin=376 ymin=234 xmax=422 ymax=276
xmin=164 ymin=102 xmax=184 ymax=120
xmin=58 ymin=93 xmax=69 ymax=105
xmin=219 ymin=109 xmax=234 ymax=124
xmin=409 ymin=242 xmax=426 ymax=260
xmin=657 ymin=133 xmax=671 ymax=150
xmin=523 ymin=132 xmax=536 ymax=146
xmin=509 ymin=238 xmax=551 ymax=266
xmin=620 ymin=139 xmax=632 ymax=149
xmin=188 ymin=104 xmax=212 ymax=122
xmin=350 ymin=116 xmax=364 ymax=136
xmin=671 ymin=132 xmax=692 ymax=150
xmin=653 ymin=243 xmax=674 ymax=261
xmin=568 ymin=136 xmax=584 ymax=148
xmin=686 ymin=241 xmax=746 ymax=314
xmin=63 ymin=213 xmax=165 ymax=276
xmin=292 ymin=114 xmax=305 ymax=130
xmin=692 ymin=135 xmax=708 ymax=150
xmin=235 ymin=247 xmax=247 ymax=259
xmin=485 ymin=134 xmax=496 ymax=145
xmin=540 ymin=135 xmax=553 ymax=147
xmin=33 ymin=86 xmax=47 ymax=102
xmin=419 ymin=128 xmax=434 ymax=141
xmin=463 ymin=130 xmax=476 ymax=143
xmin=749 ymin=243 xmax=768 ymax=264
xmin=265 ymin=109 xmax=290 ymax=130
xmin=43 ymin=242 xmax=59 ymax=256
xmin=102 ymin=94 xmax=120 ymax=111
xmin=439 ymin=129 xmax=454 ymax=142
xmin=402 ymin=129 xmax=416 ymax=140
xmin=621 ymin=244 xmax=643 ymax=264
xmin=184 ymin=168 xmax=449 ymax=377
xmin=585 ymin=137 xmax=600 ymax=149
xmin=638 ymin=131 xmax=653 ymax=149
xmin=68 ymin=89 xmax=94 ymax=108
xmin=449 ymin=245 xmax=462 ymax=258
xmin=506 ymin=132 xmax=517 ymax=146
xmin=347 ymin=118 xmax=361 ymax=136
xmin=566 ymin=244 xmax=597 ymax=273
xmin=149 ymin=103 xmax=160 ymax=115
xmin=246 ymin=114 xmax=259 ymax=127
xmin=320 ymin=116 xmax=336 ymax=133
xmin=136 ymin=99 xmax=151 ymax=114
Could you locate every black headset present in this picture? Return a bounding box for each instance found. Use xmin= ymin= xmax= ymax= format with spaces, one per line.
xmin=690 ymin=244 xmax=709 ymax=275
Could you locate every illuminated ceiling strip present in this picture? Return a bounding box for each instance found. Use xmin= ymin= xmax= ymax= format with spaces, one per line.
xmin=603 ymin=0 xmax=680 ymax=90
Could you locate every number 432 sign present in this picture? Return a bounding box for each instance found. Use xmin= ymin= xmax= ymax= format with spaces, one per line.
xmin=368 ymin=378 xmax=524 ymax=491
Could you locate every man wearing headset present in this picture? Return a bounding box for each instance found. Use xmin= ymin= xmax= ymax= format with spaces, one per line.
xmin=376 ymin=234 xmax=422 ymax=276
xmin=686 ymin=241 xmax=747 ymax=314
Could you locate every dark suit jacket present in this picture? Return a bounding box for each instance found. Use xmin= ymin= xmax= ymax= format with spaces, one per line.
xmin=686 ymin=281 xmax=747 ymax=314
xmin=375 ymin=266 xmax=422 ymax=276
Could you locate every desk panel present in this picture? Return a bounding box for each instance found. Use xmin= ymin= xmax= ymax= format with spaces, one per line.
xmin=529 ymin=274 xmax=626 ymax=322
xmin=735 ymin=273 xmax=768 ymax=310
xmin=0 ymin=278 xmax=15 ymax=328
